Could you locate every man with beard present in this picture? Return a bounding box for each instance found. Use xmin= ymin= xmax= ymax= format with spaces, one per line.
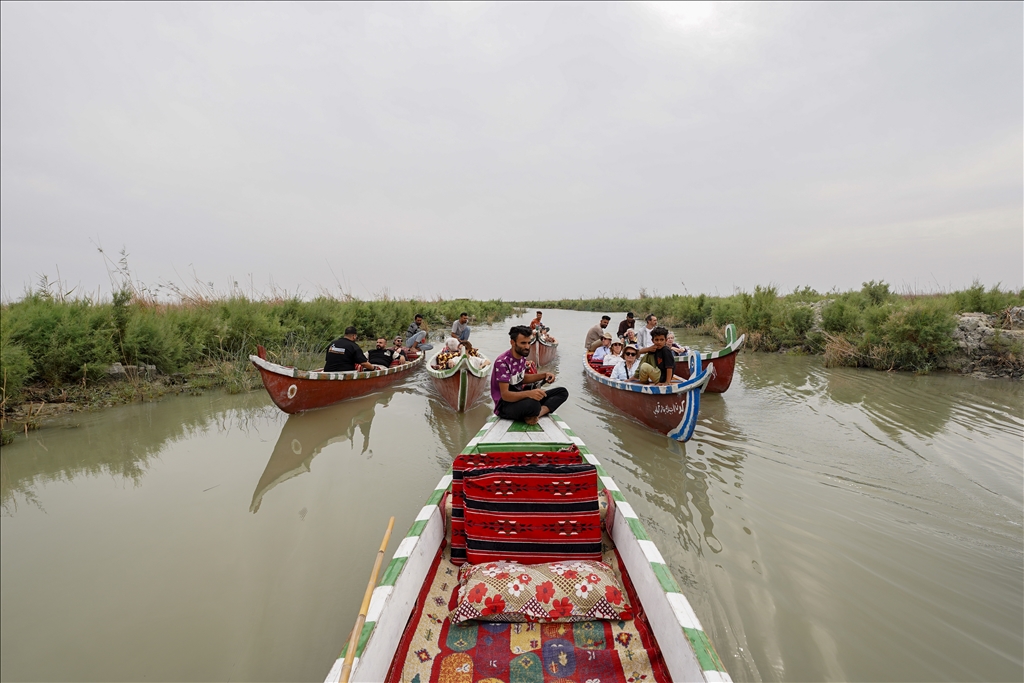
xmin=585 ymin=315 xmax=611 ymax=351
xmin=491 ymin=325 xmax=569 ymax=424
xmin=367 ymin=337 xmax=398 ymax=369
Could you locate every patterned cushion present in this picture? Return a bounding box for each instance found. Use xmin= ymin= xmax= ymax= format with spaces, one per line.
xmin=463 ymin=464 xmax=601 ymax=565
xmin=449 ymin=560 xmax=633 ymax=624
xmin=451 ymin=447 xmax=582 ymax=565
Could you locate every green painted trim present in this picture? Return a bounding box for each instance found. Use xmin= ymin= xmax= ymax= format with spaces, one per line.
xmin=458 ymin=370 xmax=468 ymax=411
xmin=426 ymin=488 xmax=446 ymax=505
xmin=340 ymin=620 xmax=375 ymax=658
xmin=379 ymin=556 xmax=409 ymax=587
xmin=626 ymin=517 xmax=650 ymax=540
xmin=408 ymin=520 xmax=428 ymax=537
xmin=684 ymin=626 xmax=727 ymax=672
xmin=468 ymin=442 xmax=568 ymax=454
xmin=651 ymin=563 xmax=681 ymax=593
xmin=610 ymin=490 xmax=627 ymax=503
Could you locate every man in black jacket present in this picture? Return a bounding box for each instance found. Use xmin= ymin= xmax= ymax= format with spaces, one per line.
xmin=324 ymin=327 xmax=375 ymax=372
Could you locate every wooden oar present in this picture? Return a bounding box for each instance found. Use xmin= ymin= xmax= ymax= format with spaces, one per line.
xmin=339 ymin=516 xmax=395 ymax=683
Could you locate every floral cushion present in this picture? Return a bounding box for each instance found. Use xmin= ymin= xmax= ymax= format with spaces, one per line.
xmin=449 ymin=560 xmax=633 ymax=624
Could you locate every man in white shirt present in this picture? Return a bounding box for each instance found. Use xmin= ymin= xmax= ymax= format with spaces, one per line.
xmin=635 ymin=314 xmax=658 ymax=350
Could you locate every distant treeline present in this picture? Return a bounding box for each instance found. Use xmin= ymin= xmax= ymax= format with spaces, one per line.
xmin=0 ymin=292 xmax=515 ymax=402
xmin=520 ymin=281 xmax=1024 ymax=373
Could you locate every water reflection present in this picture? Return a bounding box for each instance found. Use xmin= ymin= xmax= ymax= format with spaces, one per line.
xmin=250 ymin=390 xmax=404 ymax=513
xmin=1 ymin=392 xmax=276 ymax=516
xmin=423 ymin=397 xmax=492 ymax=464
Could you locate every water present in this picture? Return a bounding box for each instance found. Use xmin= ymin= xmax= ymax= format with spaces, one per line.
xmin=2 ymin=310 xmax=1021 ymax=682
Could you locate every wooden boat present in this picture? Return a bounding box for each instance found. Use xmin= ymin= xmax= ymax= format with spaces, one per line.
xmin=673 ymin=324 xmax=745 ymax=394
xmin=250 ymin=345 xmax=423 ymax=414
xmin=527 ymin=334 xmax=559 ymax=367
xmin=324 ymin=415 xmax=731 ymax=683
xmin=426 ymin=351 xmax=492 ymax=412
xmin=583 ymin=352 xmax=710 ymax=442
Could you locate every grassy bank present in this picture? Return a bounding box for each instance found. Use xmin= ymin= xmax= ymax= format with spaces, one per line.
xmin=521 ymin=281 xmax=1024 ymax=374
xmin=0 ymin=290 xmax=516 ymax=424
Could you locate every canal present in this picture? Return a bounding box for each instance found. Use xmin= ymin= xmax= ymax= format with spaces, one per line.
xmin=2 ymin=310 xmax=1021 ymax=682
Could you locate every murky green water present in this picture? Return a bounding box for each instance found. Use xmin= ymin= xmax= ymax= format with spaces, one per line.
xmin=2 ymin=310 xmax=1021 ymax=682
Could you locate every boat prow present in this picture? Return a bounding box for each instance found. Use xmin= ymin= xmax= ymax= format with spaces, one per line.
xmin=527 ymin=336 xmax=559 ymax=366
xmin=426 ymin=351 xmax=492 ymax=412
xmin=674 ymin=324 xmax=745 ymax=393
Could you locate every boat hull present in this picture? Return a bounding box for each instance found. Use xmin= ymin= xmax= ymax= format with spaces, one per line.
xmin=426 ymin=354 xmax=491 ymax=412
xmin=674 ymin=323 xmax=745 ymax=393
xmin=583 ymin=354 xmax=709 ymax=441
xmin=251 ymin=350 xmax=423 ymax=414
xmin=527 ymin=338 xmax=558 ymax=366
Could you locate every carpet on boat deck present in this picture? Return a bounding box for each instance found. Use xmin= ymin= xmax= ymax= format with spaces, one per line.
xmin=386 ymin=504 xmax=670 ymax=683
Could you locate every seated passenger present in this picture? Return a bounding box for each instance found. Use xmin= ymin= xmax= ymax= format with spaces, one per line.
xmin=666 ymin=331 xmax=686 ymax=353
xmin=638 ymin=326 xmax=676 ymax=384
xmin=367 ymin=337 xmax=398 ymax=370
xmin=611 ymin=346 xmax=648 ymax=381
xmin=603 ymin=340 xmax=625 ymax=367
xmin=434 ymin=337 xmax=464 ymax=369
xmin=391 ymin=337 xmax=409 ymax=364
xmin=622 ymin=328 xmax=638 ymax=346
xmin=324 ymin=327 xmax=375 ymax=373
xmin=459 ymin=340 xmax=491 ymax=369
xmin=591 ymin=332 xmax=614 ymax=361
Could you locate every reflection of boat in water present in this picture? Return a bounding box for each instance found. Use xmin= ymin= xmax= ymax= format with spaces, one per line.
xmin=250 ymin=345 xmax=423 ymax=414
xmin=250 ymin=392 xmax=397 ymax=513
xmin=423 ymin=397 xmax=493 ymax=464
xmin=426 ymin=350 xmax=491 ymax=412
xmin=584 ymin=351 xmax=710 ymax=442
xmin=324 ymin=414 xmax=730 ymax=683
xmin=674 ymin=324 xmax=745 ymax=394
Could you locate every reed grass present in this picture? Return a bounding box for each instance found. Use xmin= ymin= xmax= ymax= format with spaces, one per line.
xmin=521 ymin=281 xmax=1023 ymax=374
xmin=1 ymin=272 xmax=515 ymax=408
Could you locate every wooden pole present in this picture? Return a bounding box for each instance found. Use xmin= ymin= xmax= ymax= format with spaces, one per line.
xmin=339 ymin=516 xmax=395 ymax=683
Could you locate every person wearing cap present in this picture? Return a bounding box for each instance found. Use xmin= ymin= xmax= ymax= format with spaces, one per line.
xmin=585 ymin=315 xmax=611 ymax=351
xmin=617 ymin=312 xmax=636 ymax=340
xmin=592 ymin=331 xmax=615 ymax=361
xmin=602 ymin=340 xmax=625 ymax=368
xmin=324 ymin=326 xmax=376 ymax=372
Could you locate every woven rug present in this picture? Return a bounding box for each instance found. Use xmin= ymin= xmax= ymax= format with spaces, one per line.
xmin=386 ymin=514 xmax=670 ymax=683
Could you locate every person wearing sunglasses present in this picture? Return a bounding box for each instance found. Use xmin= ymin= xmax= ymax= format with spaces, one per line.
xmin=611 ymin=344 xmax=662 ymax=383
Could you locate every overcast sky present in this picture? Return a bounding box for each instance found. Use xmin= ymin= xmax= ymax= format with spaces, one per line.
xmin=1 ymin=2 xmax=1021 ymax=301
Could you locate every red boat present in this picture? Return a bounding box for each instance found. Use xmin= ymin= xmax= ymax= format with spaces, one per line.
xmin=583 ymin=352 xmax=710 ymax=441
xmin=673 ymin=323 xmax=745 ymax=393
xmin=250 ymin=345 xmax=423 ymax=414
xmin=527 ymin=335 xmax=558 ymax=367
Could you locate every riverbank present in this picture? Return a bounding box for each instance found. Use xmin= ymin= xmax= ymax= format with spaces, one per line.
xmin=520 ymin=281 xmax=1024 ymax=378
xmin=0 ymin=292 xmax=516 ymax=437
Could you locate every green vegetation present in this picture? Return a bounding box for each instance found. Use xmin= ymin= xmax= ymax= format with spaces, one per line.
xmin=521 ymin=281 xmax=1024 ymax=374
xmin=0 ymin=287 xmax=514 ymax=409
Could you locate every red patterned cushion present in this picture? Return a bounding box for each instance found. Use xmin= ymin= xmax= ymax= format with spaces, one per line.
xmin=463 ymin=464 xmax=601 ymax=565
xmin=450 ymin=448 xmax=581 ymax=565
xmin=449 ymin=559 xmax=633 ymax=624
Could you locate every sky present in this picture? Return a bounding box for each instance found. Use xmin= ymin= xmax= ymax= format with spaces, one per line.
xmin=1 ymin=2 xmax=1021 ymax=302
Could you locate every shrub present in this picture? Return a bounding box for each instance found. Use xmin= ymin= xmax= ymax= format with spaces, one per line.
xmin=874 ymin=301 xmax=957 ymax=371
xmin=861 ymin=280 xmax=892 ymax=306
xmin=0 ymin=337 xmax=32 ymax=402
xmin=821 ymin=300 xmax=860 ymax=334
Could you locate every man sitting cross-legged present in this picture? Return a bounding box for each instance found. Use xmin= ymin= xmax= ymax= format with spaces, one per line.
xmin=490 ymin=325 xmax=569 ymax=425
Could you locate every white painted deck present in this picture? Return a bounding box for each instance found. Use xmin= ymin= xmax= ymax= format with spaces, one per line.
xmin=476 ymin=416 xmax=573 ymax=445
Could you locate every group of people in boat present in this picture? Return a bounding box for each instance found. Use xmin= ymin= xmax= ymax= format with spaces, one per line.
xmin=528 ymin=310 xmax=557 ymax=344
xmin=322 ymin=327 xmax=416 ymax=373
xmin=585 ymin=313 xmax=688 ymax=385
